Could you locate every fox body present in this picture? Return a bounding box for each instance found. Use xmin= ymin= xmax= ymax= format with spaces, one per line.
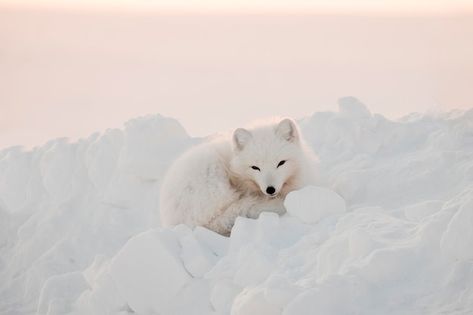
xmin=159 ymin=118 xmax=316 ymax=235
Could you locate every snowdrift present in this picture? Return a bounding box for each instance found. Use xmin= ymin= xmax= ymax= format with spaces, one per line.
xmin=1 ymin=97 xmax=473 ymax=315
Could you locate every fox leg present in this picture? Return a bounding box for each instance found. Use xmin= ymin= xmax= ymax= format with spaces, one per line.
xmin=205 ymin=195 xmax=286 ymax=236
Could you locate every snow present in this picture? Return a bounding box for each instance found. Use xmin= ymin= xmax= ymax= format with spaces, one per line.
xmin=109 ymin=229 xmax=191 ymax=314
xmin=285 ymin=186 xmax=346 ymax=224
xmin=1 ymin=97 xmax=473 ymax=314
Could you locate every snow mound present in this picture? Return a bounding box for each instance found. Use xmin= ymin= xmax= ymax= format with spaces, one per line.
xmin=1 ymin=98 xmax=473 ymax=315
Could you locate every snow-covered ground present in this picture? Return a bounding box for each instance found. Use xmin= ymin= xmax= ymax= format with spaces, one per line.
xmin=1 ymin=97 xmax=473 ymax=315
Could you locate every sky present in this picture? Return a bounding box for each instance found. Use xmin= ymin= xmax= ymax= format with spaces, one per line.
xmin=1 ymin=1 xmax=473 ymax=149
xmin=2 ymin=0 xmax=473 ymax=13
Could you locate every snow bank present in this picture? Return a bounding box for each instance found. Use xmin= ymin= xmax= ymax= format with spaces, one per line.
xmin=1 ymin=97 xmax=473 ymax=314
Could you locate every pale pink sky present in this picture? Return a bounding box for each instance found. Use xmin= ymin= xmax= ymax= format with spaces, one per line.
xmin=2 ymin=0 xmax=473 ymax=13
xmin=0 ymin=1 xmax=473 ymax=149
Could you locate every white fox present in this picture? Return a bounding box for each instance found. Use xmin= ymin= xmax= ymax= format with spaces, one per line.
xmin=159 ymin=118 xmax=317 ymax=235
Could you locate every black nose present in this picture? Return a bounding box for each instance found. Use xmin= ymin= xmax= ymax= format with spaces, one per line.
xmin=266 ymin=186 xmax=276 ymax=195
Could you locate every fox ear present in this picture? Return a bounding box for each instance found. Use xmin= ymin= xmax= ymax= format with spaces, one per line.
xmin=233 ymin=128 xmax=252 ymax=151
xmin=276 ymin=118 xmax=299 ymax=142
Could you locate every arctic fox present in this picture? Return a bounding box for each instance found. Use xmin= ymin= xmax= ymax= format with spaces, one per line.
xmin=159 ymin=118 xmax=316 ymax=235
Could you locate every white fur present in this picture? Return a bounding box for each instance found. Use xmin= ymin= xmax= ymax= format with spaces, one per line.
xmin=159 ymin=119 xmax=317 ymax=235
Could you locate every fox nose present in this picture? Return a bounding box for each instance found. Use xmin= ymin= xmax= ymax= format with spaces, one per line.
xmin=266 ymin=186 xmax=276 ymax=195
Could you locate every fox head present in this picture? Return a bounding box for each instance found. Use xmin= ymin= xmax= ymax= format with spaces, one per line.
xmin=229 ymin=118 xmax=306 ymax=198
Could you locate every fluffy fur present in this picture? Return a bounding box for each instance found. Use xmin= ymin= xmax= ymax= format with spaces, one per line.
xmin=159 ymin=118 xmax=317 ymax=235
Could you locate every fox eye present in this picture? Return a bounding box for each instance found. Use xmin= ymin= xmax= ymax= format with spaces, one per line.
xmin=251 ymin=166 xmax=260 ymax=171
xmin=277 ymin=160 xmax=286 ymax=168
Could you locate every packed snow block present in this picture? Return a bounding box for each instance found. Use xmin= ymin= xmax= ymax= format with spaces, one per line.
xmin=404 ymin=200 xmax=444 ymax=221
xmin=315 ymin=208 xmax=417 ymax=281
xmin=75 ymin=255 xmax=130 ymax=314
xmin=179 ymin=230 xmax=218 ymax=277
xmin=85 ymin=129 xmax=123 ymax=192
xmin=82 ymin=254 xmax=109 ymax=285
xmin=285 ymin=186 xmax=346 ymax=224
xmin=441 ymin=196 xmax=473 ymax=261
xmin=229 ymin=216 xmax=260 ymax=252
xmin=233 ymin=245 xmax=275 ymax=287
xmin=109 ymin=228 xmax=191 ymax=314
xmin=193 ymin=226 xmax=229 ymax=258
xmin=24 ymin=237 xmax=92 ymax=304
xmin=315 ymin=232 xmax=352 ymax=280
xmin=231 ymin=286 xmax=280 ymax=315
xmin=163 ymin=279 xmax=213 ymax=315
xmin=210 ymin=280 xmax=242 ymax=314
xmin=39 ymin=140 xmax=76 ymax=203
xmin=102 ymin=116 xmax=193 ymax=212
xmin=0 ymin=147 xmax=32 ymax=213
xmin=257 ymin=212 xmax=281 ymax=234
xmin=338 ymin=96 xmax=372 ymax=120
xmin=283 ymin=276 xmax=366 ymax=315
xmin=0 ymin=205 xmax=10 ymax=250
xmin=229 ymin=213 xmax=283 ymax=251
xmin=75 ymin=271 xmax=127 ymax=315
xmin=119 ymin=115 xmax=191 ymax=180
xmin=36 ymin=271 xmax=89 ymax=315
xmin=264 ymin=275 xmax=302 ymax=309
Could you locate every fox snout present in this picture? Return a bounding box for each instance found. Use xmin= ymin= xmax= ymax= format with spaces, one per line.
xmin=257 ymin=175 xmax=282 ymax=197
xmin=265 ymin=186 xmax=276 ymax=196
